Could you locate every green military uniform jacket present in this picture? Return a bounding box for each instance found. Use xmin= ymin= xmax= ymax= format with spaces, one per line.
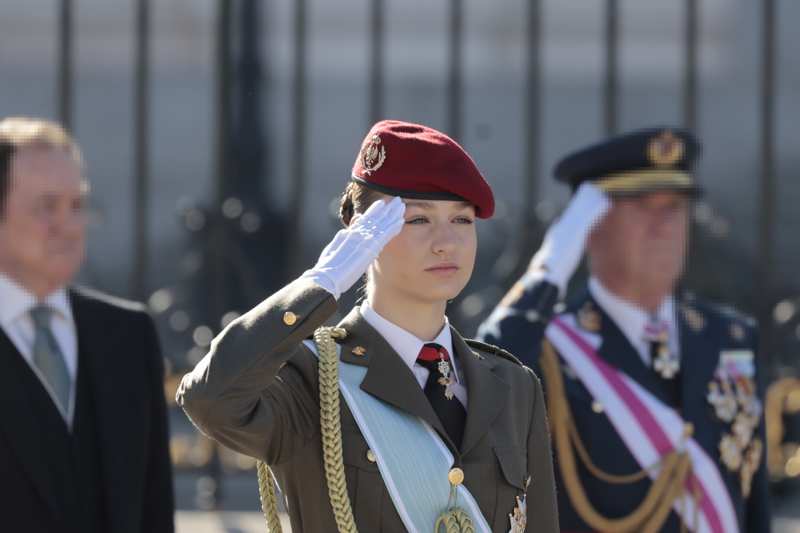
xmin=177 ymin=278 xmax=559 ymax=532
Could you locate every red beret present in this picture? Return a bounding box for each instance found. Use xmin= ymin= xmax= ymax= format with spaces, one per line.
xmin=351 ymin=120 xmax=494 ymax=218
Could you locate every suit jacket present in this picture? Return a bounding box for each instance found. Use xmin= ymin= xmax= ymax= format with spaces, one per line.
xmin=477 ymin=280 xmax=771 ymax=533
xmin=177 ymin=278 xmax=559 ymax=532
xmin=0 ymin=286 xmax=174 ymax=533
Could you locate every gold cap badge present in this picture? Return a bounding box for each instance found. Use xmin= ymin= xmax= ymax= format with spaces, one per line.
xmin=647 ymin=130 xmax=684 ymax=168
xmin=360 ymin=134 xmax=387 ymax=175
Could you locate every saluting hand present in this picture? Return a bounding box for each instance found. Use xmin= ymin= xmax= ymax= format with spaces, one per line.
xmin=302 ymin=196 xmax=406 ymax=299
xmin=529 ymin=183 xmax=611 ymax=293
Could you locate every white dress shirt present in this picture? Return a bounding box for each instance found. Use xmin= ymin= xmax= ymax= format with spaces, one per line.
xmin=588 ymin=276 xmax=680 ymax=367
xmin=361 ymin=302 xmax=468 ymax=408
xmin=0 ymin=273 xmax=77 ymax=425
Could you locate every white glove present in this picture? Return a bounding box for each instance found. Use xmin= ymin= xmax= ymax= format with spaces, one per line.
xmin=300 ymin=197 xmax=406 ymax=299
xmin=528 ymin=183 xmax=611 ymax=293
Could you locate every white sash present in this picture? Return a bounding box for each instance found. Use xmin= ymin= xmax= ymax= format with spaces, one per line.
xmin=303 ymin=340 xmax=491 ymax=533
xmin=545 ymin=316 xmax=738 ymax=533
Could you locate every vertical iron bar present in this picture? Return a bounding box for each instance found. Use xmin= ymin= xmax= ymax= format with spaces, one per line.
xmin=758 ymin=0 xmax=777 ymax=359
xmin=604 ymin=0 xmax=619 ymax=135
xmin=683 ymin=0 xmax=698 ymax=131
xmin=369 ymin=0 xmax=385 ymax=124
xmin=203 ymin=0 xmax=234 ymax=509
xmin=287 ymin=0 xmax=307 ymax=275
xmin=58 ymin=0 xmax=74 ymax=129
xmin=524 ymin=0 xmax=542 ymax=209
xmin=132 ymin=0 xmax=151 ymax=299
xmin=215 ymin=1 xmax=232 ymax=208
xmin=447 ymin=0 xmax=463 ymax=140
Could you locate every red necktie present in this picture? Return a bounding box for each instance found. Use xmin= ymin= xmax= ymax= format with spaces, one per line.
xmin=416 ymin=343 xmax=466 ymax=448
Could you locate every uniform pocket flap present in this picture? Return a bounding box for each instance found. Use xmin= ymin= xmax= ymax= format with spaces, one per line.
xmin=493 ymin=445 xmax=527 ymax=490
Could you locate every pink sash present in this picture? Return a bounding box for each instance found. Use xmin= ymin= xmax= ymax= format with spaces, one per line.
xmin=546 ymin=315 xmax=738 ymax=533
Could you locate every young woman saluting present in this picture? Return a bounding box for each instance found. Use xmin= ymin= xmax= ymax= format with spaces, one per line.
xmin=177 ymin=120 xmax=558 ymax=533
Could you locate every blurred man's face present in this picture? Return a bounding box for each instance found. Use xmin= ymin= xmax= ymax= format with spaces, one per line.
xmin=0 ymin=146 xmax=87 ymax=296
xmin=587 ymin=191 xmax=689 ymax=296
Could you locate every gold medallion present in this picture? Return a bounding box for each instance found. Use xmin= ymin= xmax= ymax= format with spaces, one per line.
xmin=359 ymin=134 xmax=387 ymax=175
xmin=707 ymin=380 xmax=737 ymax=422
xmin=719 ymin=433 xmax=743 ymax=471
xmin=647 ymin=130 xmax=684 ymax=167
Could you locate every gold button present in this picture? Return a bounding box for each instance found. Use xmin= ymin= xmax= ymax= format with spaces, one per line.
xmin=683 ymin=422 xmax=694 ymax=438
xmin=283 ymin=311 xmax=297 ymax=326
xmin=591 ymin=401 xmax=604 ymax=414
xmin=352 ymin=346 xmax=366 ymax=357
xmin=448 ymin=467 xmax=464 ymax=486
xmin=366 ymin=450 xmax=377 ymax=463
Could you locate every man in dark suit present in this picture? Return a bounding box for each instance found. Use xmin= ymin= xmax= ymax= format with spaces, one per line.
xmin=478 ymin=128 xmax=770 ymax=532
xmin=0 ymin=117 xmax=174 ymax=532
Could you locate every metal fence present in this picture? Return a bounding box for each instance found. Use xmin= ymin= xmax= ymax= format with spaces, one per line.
xmin=42 ymin=0 xmax=797 ymax=503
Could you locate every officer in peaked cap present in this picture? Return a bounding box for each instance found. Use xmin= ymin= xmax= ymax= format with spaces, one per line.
xmin=178 ymin=120 xmax=559 ymax=532
xmin=478 ymin=127 xmax=771 ymax=532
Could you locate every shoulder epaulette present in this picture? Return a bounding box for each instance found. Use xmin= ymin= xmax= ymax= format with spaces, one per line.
xmin=465 ymin=339 xmax=523 ymax=366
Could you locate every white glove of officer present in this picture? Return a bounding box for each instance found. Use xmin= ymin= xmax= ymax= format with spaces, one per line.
xmin=300 ymin=197 xmax=406 ymax=299
xmin=527 ymin=183 xmax=611 ymax=294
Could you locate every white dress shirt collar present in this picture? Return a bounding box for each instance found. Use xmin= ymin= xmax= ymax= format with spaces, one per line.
xmin=588 ymin=276 xmax=678 ymax=365
xmin=0 ymin=273 xmax=73 ymax=326
xmin=360 ymin=301 xmax=461 ymax=383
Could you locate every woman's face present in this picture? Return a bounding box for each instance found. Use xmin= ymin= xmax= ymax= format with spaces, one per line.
xmin=369 ymin=197 xmax=478 ymax=305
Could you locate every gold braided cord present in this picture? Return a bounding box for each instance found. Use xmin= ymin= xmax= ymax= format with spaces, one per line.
xmin=255 ymin=326 xmax=356 ymax=533
xmin=568 ymin=412 xmax=650 ymax=484
xmin=541 ymin=340 xmax=694 ymax=532
xmin=315 ymin=326 xmax=359 ymax=533
xmin=256 ymin=461 xmax=283 ymax=532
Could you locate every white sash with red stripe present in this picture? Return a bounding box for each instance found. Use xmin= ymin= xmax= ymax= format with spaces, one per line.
xmin=545 ymin=315 xmax=738 ymax=533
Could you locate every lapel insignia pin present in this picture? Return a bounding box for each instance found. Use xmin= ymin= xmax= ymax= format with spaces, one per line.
xmin=681 ymin=305 xmax=706 ymax=332
xmin=352 ymin=346 xmax=367 ymax=357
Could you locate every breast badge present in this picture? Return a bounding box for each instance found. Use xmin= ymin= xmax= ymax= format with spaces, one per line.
xmin=508 ymin=476 xmax=530 ymax=533
xmin=707 ymin=349 xmax=763 ymax=497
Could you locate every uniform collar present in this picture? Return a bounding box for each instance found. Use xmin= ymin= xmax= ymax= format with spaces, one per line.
xmin=588 ymin=276 xmax=676 ymax=348
xmin=0 ymin=273 xmax=73 ymax=326
xmin=360 ymin=301 xmax=459 ymax=381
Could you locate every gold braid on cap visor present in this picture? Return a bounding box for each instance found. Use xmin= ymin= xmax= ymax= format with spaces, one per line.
xmin=595 ymin=170 xmax=694 ymax=194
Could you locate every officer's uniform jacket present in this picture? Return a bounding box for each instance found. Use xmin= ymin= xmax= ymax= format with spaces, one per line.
xmin=178 ymin=278 xmax=559 ymax=532
xmin=477 ymin=279 xmax=771 ymax=533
